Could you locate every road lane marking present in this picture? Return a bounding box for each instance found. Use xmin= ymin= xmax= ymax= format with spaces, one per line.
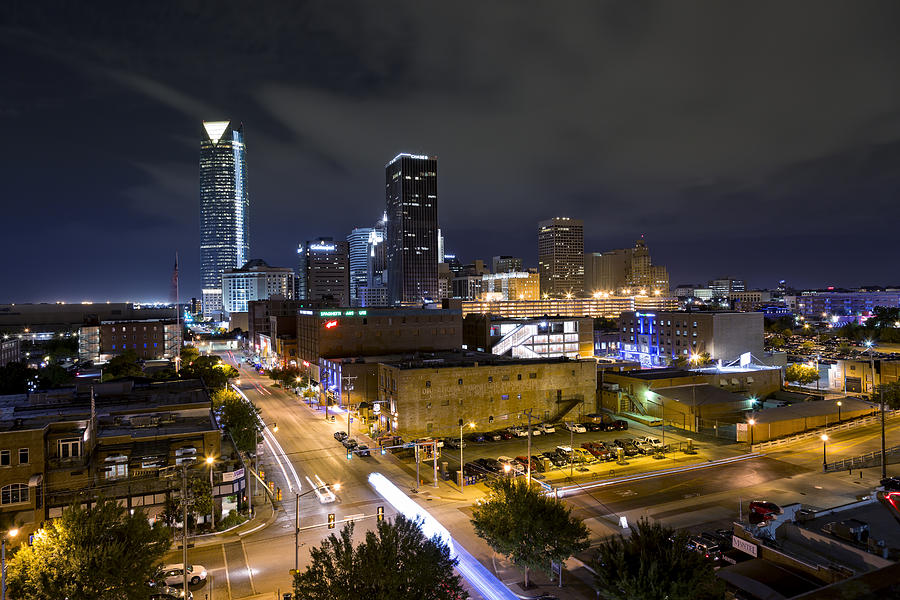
xmin=242 ymin=540 xmax=256 ymax=595
xmin=220 ymin=545 xmax=232 ymax=599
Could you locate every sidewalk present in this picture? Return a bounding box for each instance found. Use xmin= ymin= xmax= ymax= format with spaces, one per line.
xmin=189 ymin=496 xmax=278 ymax=548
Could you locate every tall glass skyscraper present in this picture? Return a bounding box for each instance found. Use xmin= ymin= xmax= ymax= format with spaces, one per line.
xmin=200 ymin=121 xmax=249 ymax=318
xmin=347 ymin=226 xmax=373 ymax=306
xmin=385 ymin=153 xmax=439 ymax=305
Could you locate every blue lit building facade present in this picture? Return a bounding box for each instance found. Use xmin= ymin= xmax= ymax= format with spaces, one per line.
xmin=347 ymin=227 xmax=373 ymax=306
xmin=200 ymin=121 xmax=249 ymax=318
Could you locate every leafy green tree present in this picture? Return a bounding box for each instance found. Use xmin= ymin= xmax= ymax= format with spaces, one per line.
xmin=769 ymin=335 xmax=785 ymax=349
xmin=293 ymin=516 xmax=466 ymax=600
xmin=874 ymin=381 xmax=900 ymax=410
xmin=0 ymin=362 xmax=38 ymax=394
xmin=592 ymin=519 xmax=725 ymax=600
xmin=181 ymin=355 xmax=238 ymax=389
xmin=180 ymin=345 xmax=201 ymax=365
xmin=800 ymin=340 xmax=815 ymax=351
xmin=212 ymin=388 xmax=261 ymax=453
xmin=44 ymin=335 xmax=79 ymax=360
xmin=785 ymin=363 xmax=819 ymax=386
xmin=102 ymin=349 xmax=144 ymax=380
xmin=267 ymin=365 xmax=303 ymax=388
xmin=782 ymin=327 xmax=794 ymax=338
xmin=7 ymin=497 xmax=171 ymax=600
xmin=471 ymin=477 xmax=589 ymax=587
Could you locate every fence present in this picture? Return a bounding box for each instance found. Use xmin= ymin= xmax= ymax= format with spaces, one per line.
xmin=751 ymin=410 xmax=900 ymax=453
xmin=697 ymin=419 xmax=737 ymax=441
xmin=825 ymin=444 xmax=900 ymax=473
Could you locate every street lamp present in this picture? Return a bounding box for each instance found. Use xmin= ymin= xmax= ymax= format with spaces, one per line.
xmin=2 ymin=528 xmax=18 ymax=600
xmin=821 ymin=434 xmax=828 ymax=472
xmin=459 ymin=420 xmax=475 ymax=490
xmin=206 ymin=456 xmax=216 ymax=528
xmin=748 ymin=418 xmax=756 ymax=446
xmin=837 ymin=400 xmax=842 ymax=423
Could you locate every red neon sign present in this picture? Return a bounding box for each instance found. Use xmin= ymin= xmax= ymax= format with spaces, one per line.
xmin=302 ymin=360 xmax=310 ymax=367
xmin=324 ymin=320 xmax=338 ymax=329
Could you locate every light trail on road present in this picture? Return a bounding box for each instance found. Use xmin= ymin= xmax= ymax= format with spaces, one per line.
xmin=368 ymin=472 xmax=518 ymax=600
xmin=232 ymin=383 xmax=304 ymax=493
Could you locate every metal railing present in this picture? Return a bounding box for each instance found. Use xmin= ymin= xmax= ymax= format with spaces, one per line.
xmin=825 ymin=443 xmax=900 ymax=472
xmin=751 ymin=410 xmax=900 ymax=453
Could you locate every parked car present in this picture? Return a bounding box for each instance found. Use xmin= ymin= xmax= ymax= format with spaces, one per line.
xmin=612 ymin=438 xmax=639 ymax=457
xmin=634 ymin=439 xmax=656 ymax=454
xmin=528 ymin=427 xmax=542 ymax=436
xmin=342 ymin=437 xmax=359 ymax=450
xmin=149 ymin=585 xmax=193 ymax=600
xmin=333 ymin=431 xmax=348 ymax=442
xmin=475 ymin=457 xmax=504 ymax=474
xmin=584 ymin=422 xmax=604 ymax=432
xmin=541 ymin=451 xmax=567 ymax=467
xmin=564 ymin=422 xmax=587 ymax=433
xmin=688 ymin=536 xmax=723 ymax=562
xmin=495 ymin=430 xmax=515 ymax=440
xmin=581 ymin=442 xmax=608 ymax=460
xmin=514 ymin=455 xmax=545 ymax=473
xmin=538 ymin=423 xmax=556 ymax=434
xmin=507 ymin=427 xmax=528 ymax=438
xmin=611 ymin=419 xmax=628 ymax=430
xmin=485 ymin=431 xmax=503 ymax=442
xmin=443 ymin=437 xmax=466 ymax=449
xmin=158 ymin=564 xmax=207 ymax=587
xmin=357 ymin=444 xmax=371 ymax=457
xmin=463 ymin=461 xmax=484 ymax=478
xmin=497 ymin=456 xmax=523 ymax=473
xmin=465 ymin=432 xmax=487 ymax=443
xmin=640 ymin=436 xmax=665 ymax=450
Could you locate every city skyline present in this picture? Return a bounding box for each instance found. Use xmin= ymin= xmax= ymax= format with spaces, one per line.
xmin=5 ymin=4 xmax=900 ymax=302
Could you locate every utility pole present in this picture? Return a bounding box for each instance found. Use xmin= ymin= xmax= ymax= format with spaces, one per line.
xmin=414 ymin=443 xmax=420 ymax=492
xmin=525 ymin=409 xmax=533 ymax=485
xmin=294 ymin=492 xmax=300 ymax=572
xmin=433 ymin=440 xmax=439 ymax=488
xmin=182 ymin=465 xmax=189 ymax=593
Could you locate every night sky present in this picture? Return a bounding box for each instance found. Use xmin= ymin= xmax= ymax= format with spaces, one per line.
xmin=3 ymin=2 xmax=900 ymax=303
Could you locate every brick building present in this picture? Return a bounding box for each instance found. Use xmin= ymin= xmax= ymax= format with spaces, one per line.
xmin=78 ymin=319 xmax=181 ymax=363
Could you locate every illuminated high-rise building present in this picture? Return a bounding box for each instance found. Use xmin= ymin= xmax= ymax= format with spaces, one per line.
xmin=297 ymin=238 xmax=350 ymax=305
xmin=538 ymin=217 xmax=584 ymax=298
xmin=200 ymin=120 xmax=249 ymax=318
xmin=347 ymin=227 xmax=373 ymax=306
xmin=385 ymin=153 xmax=439 ymax=304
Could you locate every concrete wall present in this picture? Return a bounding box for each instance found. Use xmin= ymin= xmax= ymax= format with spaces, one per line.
xmin=711 ymin=312 xmax=764 ymax=363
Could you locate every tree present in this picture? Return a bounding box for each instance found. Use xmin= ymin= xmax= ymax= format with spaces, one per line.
xmin=0 ymin=362 xmax=38 ymax=394
xmin=6 ymin=497 xmax=171 ymax=600
xmin=874 ymin=381 xmax=900 ymax=410
xmin=769 ymin=335 xmax=785 ymax=349
xmin=785 ymin=363 xmax=818 ymax=386
xmin=800 ymin=340 xmax=815 ymax=351
xmin=180 ymin=345 xmax=201 ymax=365
xmin=592 ymin=519 xmax=725 ymax=600
xmin=471 ymin=477 xmax=589 ymax=587
xmin=782 ymin=327 xmax=794 ymax=338
xmin=102 ymin=349 xmax=145 ymax=380
xmin=212 ymin=388 xmax=261 ymax=453
xmin=181 ymin=355 xmax=238 ymax=389
xmin=268 ymin=365 xmax=303 ymax=388
xmin=293 ymin=516 xmax=467 ymax=600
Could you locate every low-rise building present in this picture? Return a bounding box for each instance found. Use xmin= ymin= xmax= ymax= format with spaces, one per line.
xmin=78 ymin=319 xmax=181 ymax=364
xmin=480 ymin=271 xmax=540 ymax=301
xmin=222 ymin=259 xmax=296 ymax=315
xmin=460 ymin=295 xmax=677 ymax=320
xmin=1 ymin=338 xmax=21 ymax=366
xmin=618 ymin=310 xmax=764 ymax=366
xmin=375 ymin=352 xmax=596 ymax=438
xmin=463 ymin=314 xmax=594 ymax=359
xmin=796 ymin=290 xmax=900 ymax=318
xmin=0 ymin=380 xmax=243 ymax=538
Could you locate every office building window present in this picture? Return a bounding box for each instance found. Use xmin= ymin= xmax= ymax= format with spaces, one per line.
xmin=0 ymin=450 xmax=9 ymax=466
xmin=1 ymin=484 xmax=28 ymax=505
xmin=18 ymin=448 xmax=28 ymax=464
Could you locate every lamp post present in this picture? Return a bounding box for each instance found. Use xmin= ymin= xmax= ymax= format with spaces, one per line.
xmin=458 ymin=420 xmax=474 ymax=490
xmin=294 ymin=483 xmax=341 ymax=572
xmin=206 ymin=456 xmax=216 ymax=528
xmin=2 ymin=528 xmax=18 ymax=600
xmin=748 ymin=418 xmax=756 ymax=447
xmin=821 ymin=434 xmax=828 ymax=472
xmin=837 ymin=400 xmax=842 ymax=423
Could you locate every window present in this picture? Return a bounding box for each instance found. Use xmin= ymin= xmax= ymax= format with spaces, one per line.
xmin=458 ymin=378 xmax=463 ymax=385
xmin=488 ymin=376 xmax=493 ymax=383
xmin=529 ymin=373 xmax=537 ymax=379
xmin=1 ymin=484 xmax=28 ymax=505
xmin=0 ymin=450 xmax=9 ymax=466
xmin=517 ymin=374 xmax=522 ymax=380
xmin=18 ymin=448 xmax=28 ymax=465
xmin=425 ymin=380 xmax=431 ymax=388
xmin=58 ymin=438 xmax=81 ymax=459
xmin=501 ymin=394 xmax=509 ymax=400
xmin=105 ymin=455 xmax=128 ymax=480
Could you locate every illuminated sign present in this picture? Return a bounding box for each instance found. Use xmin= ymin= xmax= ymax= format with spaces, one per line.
xmin=302 ymin=360 xmax=310 ymax=367
xmin=318 ymin=310 xmax=367 ymax=317
xmin=319 ymin=311 xmax=342 ymax=317
xmin=324 ymin=320 xmax=338 ymax=329
xmin=310 ymin=243 xmax=336 ymax=252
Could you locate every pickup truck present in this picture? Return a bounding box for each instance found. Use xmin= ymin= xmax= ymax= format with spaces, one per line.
xmin=639 ymin=436 xmax=665 ymax=450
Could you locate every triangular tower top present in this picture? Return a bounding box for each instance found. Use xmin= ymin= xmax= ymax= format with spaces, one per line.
xmin=203 ymin=121 xmax=230 ymax=144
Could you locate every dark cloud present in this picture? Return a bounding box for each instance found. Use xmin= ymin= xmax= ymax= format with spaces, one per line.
xmin=2 ymin=1 xmax=900 ymax=302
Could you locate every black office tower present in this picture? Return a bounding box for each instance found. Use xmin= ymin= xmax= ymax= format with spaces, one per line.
xmin=385 ymin=153 xmax=439 ymax=305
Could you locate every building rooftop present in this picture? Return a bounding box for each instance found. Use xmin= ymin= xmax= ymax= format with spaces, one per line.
xmin=333 ymin=350 xmax=580 ymax=370
xmin=750 ymin=397 xmax=876 ymax=424
xmin=0 ymin=379 xmax=211 ymax=432
xmin=652 ymin=383 xmax=751 ymax=408
xmin=621 ymin=368 xmax=697 ymax=380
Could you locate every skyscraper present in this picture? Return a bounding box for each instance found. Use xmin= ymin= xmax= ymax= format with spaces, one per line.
xmin=200 ymin=120 xmax=249 ymax=318
xmin=538 ymin=217 xmax=584 ymax=298
xmin=492 ymin=255 xmax=523 ymax=273
xmin=297 ymin=238 xmax=350 ymax=305
xmin=385 ymin=153 xmax=439 ymax=305
xmin=347 ymin=227 xmax=373 ymax=305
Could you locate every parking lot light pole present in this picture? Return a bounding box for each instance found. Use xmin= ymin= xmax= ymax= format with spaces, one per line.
xmin=2 ymin=528 xmax=19 ymax=600
xmin=748 ymin=418 xmax=755 ymax=447
xmin=837 ymin=400 xmax=842 ymax=423
xmin=821 ymin=434 xmax=828 ymax=472
xmin=206 ymin=455 xmax=216 ymax=528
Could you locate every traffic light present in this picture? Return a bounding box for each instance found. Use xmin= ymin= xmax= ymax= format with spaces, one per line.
xmin=346 ymin=450 xmax=352 ymax=460
xmin=377 ymin=506 xmax=384 ymax=522
xmin=380 ymin=446 xmax=386 ymax=455
xmin=328 ymin=513 xmax=336 ymax=529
